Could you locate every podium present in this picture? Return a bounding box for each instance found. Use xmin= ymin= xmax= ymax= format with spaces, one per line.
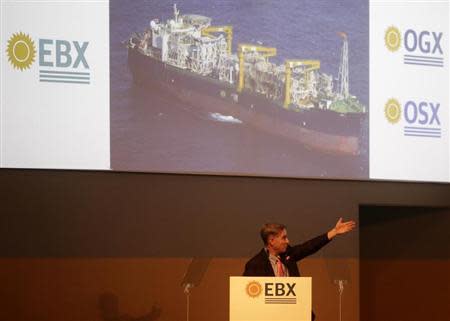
xmin=230 ymin=277 xmax=311 ymax=321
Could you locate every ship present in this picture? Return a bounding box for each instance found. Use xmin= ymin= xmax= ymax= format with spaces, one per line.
xmin=126 ymin=4 xmax=367 ymax=155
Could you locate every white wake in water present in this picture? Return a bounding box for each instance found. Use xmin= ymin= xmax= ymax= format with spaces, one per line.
xmin=209 ymin=113 xmax=242 ymax=124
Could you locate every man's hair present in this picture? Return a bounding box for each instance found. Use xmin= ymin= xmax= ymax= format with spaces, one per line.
xmin=260 ymin=223 xmax=286 ymax=245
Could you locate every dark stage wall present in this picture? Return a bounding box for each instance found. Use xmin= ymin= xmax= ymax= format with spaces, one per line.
xmin=0 ymin=170 xmax=449 ymax=321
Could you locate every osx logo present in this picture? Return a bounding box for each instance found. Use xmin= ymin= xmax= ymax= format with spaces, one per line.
xmin=385 ymin=26 xmax=444 ymax=67
xmin=6 ymin=31 xmax=91 ymax=85
xmin=385 ymin=98 xmax=442 ymax=138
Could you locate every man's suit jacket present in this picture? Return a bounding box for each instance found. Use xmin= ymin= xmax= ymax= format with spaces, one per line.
xmin=242 ymin=233 xmax=331 ymax=321
xmin=243 ymin=233 xmax=330 ymax=276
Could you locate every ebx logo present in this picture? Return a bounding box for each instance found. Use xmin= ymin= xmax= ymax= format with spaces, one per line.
xmin=385 ymin=98 xmax=442 ymax=138
xmin=385 ymin=26 xmax=444 ymax=68
xmin=6 ymin=32 xmax=36 ymax=70
xmin=246 ymin=281 xmax=297 ymax=304
xmin=6 ymin=32 xmax=91 ymax=85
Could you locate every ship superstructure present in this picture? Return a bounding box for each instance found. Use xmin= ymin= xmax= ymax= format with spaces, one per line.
xmin=129 ymin=4 xmax=364 ymax=113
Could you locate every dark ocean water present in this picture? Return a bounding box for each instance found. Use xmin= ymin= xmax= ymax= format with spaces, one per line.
xmin=110 ymin=0 xmax=369 ymax=179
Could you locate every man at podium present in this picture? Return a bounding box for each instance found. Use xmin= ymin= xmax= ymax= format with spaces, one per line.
xmin=243 ymin=218 xmax=355 ymax=319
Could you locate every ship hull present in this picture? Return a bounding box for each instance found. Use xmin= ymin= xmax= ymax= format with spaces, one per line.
xmin=127 ymin=48 xmax=367 ymax=156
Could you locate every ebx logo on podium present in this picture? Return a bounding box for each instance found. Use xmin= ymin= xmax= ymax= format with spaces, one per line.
xmin=246 ymin=280 xmax=297 ymax=304
xmin=230 ymin=277 xmax=311 ymax=321
xmin=6 ymin=31 xmax=91 ymax=84
xmin=385 ymin=26 xmax=445 ymax=67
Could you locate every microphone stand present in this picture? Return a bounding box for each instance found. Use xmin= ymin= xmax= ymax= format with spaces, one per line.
xmin=180 ymin=257 xmax=210 ymax=321
xmin=334 ymin=279 xmax=347 ymax=321
xmin=183 ymin=283 xmax=193 ymax=321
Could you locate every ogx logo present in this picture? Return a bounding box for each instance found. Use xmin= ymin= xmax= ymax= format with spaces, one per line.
xmin=385 ymin=26 xmax=444 ymax=67
xmin=385 ymin=98 xmax=442 ymax=138
xmin=6 ymin=32 xmax=91 ymax=85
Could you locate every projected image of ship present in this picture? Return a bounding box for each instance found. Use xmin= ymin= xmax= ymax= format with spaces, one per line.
xmin=126 ymin=4 xmax=367 ymax=156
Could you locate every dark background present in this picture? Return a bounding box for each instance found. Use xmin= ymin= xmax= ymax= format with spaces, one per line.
xmin=1 ymin=169 xmax=449 ymax=321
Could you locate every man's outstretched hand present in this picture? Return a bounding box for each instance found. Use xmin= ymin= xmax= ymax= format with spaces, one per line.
xmin=327 ymin=218 xmax=356 ymax=240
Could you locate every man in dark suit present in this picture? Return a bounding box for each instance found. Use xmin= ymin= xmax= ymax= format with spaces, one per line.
xmin=243 ymin=218 xmax=356 ymax=320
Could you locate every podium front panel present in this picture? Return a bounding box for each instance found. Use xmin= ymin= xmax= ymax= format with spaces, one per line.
xmin=230 ymin=277 xmax=311 ymax=321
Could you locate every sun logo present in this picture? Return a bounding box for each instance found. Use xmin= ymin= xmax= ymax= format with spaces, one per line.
xmin=6 ymin=32 xmax=36 ymax=71
xmin=385 ymin=98 xmax=402 ymax=124
xmin=385 ymin=26 xmax=402 ymax=52
xmin=246 ymin=281 xmax=262 ymax=298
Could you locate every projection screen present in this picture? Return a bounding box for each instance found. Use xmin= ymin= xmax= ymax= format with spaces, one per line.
xmin=1 ymin=0 xmax=449 ymax=182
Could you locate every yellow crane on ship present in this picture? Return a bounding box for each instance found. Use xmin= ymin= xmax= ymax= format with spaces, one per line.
xmin=201 ymin=26 xmax=233 ymax=54
xmin=237 ymin=44 xmax=277 ymax=92
xmin=284 ymin=60 xmax=320 ymax=108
